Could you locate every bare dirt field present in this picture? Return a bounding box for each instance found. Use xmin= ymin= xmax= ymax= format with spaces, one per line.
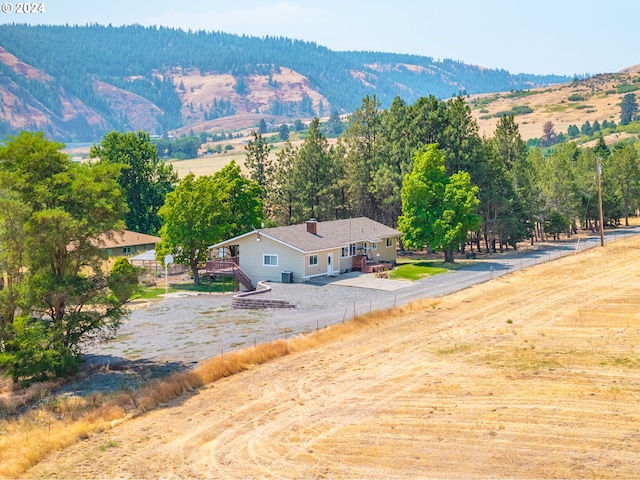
xmin=27 ymin=236 xmax=640 ymax=479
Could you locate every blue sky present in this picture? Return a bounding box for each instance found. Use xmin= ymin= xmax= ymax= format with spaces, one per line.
xmin=3 ymin=0 xmax=636 ymax=76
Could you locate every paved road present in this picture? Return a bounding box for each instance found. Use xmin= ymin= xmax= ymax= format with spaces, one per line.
xmin=276 ymin=226 xmax=640 ymax=329
xmin=83 ymin=227 xmax=639 ymax=377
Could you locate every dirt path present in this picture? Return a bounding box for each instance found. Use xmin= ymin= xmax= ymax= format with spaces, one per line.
xmin=29 ymin=237 xmax=640 ymax=479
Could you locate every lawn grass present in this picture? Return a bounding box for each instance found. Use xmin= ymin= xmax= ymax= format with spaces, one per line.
xmin=389 ymin=258 xmax=465 ymax=281
xmin=133 ymin=287 xmax=177 ymax=300
xmin=132 ymin=275 xmax=238 ymax=300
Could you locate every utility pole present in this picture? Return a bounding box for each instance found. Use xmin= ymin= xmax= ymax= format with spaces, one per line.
xmin=596 ymin=156 xmax=605 ymax=247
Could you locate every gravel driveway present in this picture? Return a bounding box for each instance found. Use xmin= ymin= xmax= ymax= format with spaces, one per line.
xmin=86 ymin=277 xmax=402 ymax=368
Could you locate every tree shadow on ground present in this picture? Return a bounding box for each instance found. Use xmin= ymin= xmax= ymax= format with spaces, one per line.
xmin=58 ymin=354 xmax=193 ymax=397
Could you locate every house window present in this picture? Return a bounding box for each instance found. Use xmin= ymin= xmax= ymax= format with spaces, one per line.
xmin=309 ymin=254 xmax=318 ymax=266
xmin=263 ymin=254 xmax=278 ymax=266
xmin=341 ymin=246 xmax=349 ymax=257
xmin=123 ymin=246 xmax=131 ymax=254
xmin=372 ymin=242 xmax=378 ymax=250
xmin=135 ymin=245 xmax=140 ymax=252
xmin=106 ymin=248 xmax=113 ymax=256
xmin=386 ymin=237 xmax=394 ymax=248
xmin=349 ymin=243 xmax=357 ymax=256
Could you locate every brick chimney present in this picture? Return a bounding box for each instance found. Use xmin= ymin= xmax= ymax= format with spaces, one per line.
xmin=306 ymin=218 xmax=317 ymax=235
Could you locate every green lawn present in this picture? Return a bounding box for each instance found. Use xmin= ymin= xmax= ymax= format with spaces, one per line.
xmin=132 ymin=275 xmax=239 ymax=300
xmin=389 ymin=258 xmax=466 ymax=281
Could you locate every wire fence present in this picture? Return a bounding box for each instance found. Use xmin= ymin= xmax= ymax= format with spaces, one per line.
xmin=220 ymin=227 xmax=640 ymax=356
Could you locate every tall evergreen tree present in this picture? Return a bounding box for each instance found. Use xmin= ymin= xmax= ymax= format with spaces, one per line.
xmin=608 ymin=143 xmax=640 ymax=226
xmin=244 ymin=130 xmax=272 ymax=199
xmin=265 ymin=140 xmax=298 ymax=225
xmin=374 ymin=96 xmax=415 ymax=226
xmin=620 ymin=93 xmax=638 ymax=125
xmin=292 ymin=118 xmax=336 ymax=222
xmin=341 ymin=95 xmax=383 ymax=221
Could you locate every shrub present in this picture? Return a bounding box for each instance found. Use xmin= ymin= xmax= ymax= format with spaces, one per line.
xmin=617 ymin=84 xmax=639 ymax=94
xmin=108 ymin=257 xmax=141 ymax=304
xmin=0 ymin=316 xmax=80 ymax=385
xmin=512 ymin=105 xmax=533 ymax=115
xmin=568 ymin=94 xmax=586 ymax=101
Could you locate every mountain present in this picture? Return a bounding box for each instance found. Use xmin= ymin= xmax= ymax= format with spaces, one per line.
xmin=0 ymin=23 xmax=572 ymax=142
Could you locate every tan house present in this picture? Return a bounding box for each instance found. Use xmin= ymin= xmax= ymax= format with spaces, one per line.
xmin=97 ymin=230 xmax=161 ymax=257
xmin=208 ymin=217 xmax=402 ymax=287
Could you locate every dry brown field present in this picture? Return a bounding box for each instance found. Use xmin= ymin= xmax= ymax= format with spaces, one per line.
xmin=471 ymin=71 xmax=639 ymax=140
xmin=25 ymin=234 xmax=640 ymax=479
xmin=168 ymin=138 xmax=330 ymax=178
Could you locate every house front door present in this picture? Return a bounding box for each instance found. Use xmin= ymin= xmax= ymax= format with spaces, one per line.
xmin=327 ymin=253 xmax=334 ymax=277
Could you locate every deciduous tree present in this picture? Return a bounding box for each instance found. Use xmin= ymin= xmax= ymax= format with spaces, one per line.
xmin=0 ymin=131 xmax=128 ymax=382
xmin=540 ymin=121 xmax=557 ymax=147
xmin=398 ymin=144 xmax=481 ymax=262
xmin=90 ymin=131 xmax=178 ymax=235
xmin=278 ymin=123 xmax=290 ymax=141
xmin=156 ymin=162 xmax=262 ymax=284
xmin=108 ymin=257 xmax=142 ymax=304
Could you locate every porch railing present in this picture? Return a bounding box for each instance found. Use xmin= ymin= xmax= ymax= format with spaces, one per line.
xmin=205 ymin=260 xmax=254 ymax=291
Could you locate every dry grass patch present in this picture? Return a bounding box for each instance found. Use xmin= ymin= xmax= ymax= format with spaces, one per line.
xmin=0 ymin=298 xmax=412 ymax=477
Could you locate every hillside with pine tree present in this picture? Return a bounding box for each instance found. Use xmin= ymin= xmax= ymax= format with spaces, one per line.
xmin=0 ymin=23 xmax=571 ymax=141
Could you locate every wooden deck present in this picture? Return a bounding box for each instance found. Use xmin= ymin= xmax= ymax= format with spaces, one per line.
xmin=361 ymin=262 xmax=393 ymax=273
xmin=205 ymin=259 xmax=254 ymax=291
xmin=352 ymin=255 xmax=393 ymax=273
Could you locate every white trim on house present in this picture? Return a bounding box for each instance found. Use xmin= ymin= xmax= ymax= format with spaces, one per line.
xmin=263 ymin=254 xmax=279 ymax=266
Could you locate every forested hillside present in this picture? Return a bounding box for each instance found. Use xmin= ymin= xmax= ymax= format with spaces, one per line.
xmin=0 ymin=23 xmax=570 ymax=141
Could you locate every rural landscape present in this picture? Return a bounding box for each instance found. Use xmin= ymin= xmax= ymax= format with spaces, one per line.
xmin=1 ymin=17 xmax=640 ymax=480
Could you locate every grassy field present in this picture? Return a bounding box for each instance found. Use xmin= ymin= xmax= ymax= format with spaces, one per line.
xmin=11 ymin=234 xmax=640 ymax=479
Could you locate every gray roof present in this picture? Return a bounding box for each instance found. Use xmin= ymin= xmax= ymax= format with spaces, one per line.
xmin=130 ymin=249 xmax=157 ymax=262
xmin=257 ymin=217 xmax=401 ymax=253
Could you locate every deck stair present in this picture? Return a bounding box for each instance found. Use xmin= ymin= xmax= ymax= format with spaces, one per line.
xmin=205 ymin=259 xmax=254 ymax=291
